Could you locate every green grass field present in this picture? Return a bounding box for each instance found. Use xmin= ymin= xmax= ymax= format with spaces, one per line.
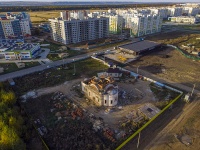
xmin=0 ymin=62 xmax=40 ymax=75
xmin=13 ymin=58 xmax=108 ymax=95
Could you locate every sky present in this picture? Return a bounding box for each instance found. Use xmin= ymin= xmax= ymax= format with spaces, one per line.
xmin=0 ymin=0 xmax=199 ymax=2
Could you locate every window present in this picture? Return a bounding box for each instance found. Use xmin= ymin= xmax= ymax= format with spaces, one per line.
xmin=111 ymin=100 xmax=113 ymax=104
xmin=105 ymin=100 xmax=107 ymax=104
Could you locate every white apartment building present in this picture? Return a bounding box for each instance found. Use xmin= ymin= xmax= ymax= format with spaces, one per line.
xmin=167 ymin=7 xmax=183 ymax=17
xmin=60 ymin=10 xmax=89 ymax=20
xmin=88 ymin=12 xmax=100 ymax=18
xmin=182 ymin=7 xmax=200 ymax=16
xmin=104 ymin=15 xmax=124 ymax=34
xmin=150 ymin=8 xmax=168 ymax=19
xmin=108 ymin=9 xmax=117 ymax=14
xmin=129 ymin=14 xmax=162 ymax=37
xmin=49 ymin=17 xmax=109 ymax=45
xmin=19 ymin=19 xmax=31 ymax=35
xmin=0 ymin=18 xmax=31 ymax=38
xmin=0 ymin=20 xmax=14 ymax=38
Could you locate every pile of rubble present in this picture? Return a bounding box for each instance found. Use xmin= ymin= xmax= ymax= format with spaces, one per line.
xmin=21 ymin=90 xmax=37 ymax=102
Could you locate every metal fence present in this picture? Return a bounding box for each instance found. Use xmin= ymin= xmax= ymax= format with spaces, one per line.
xmin=116 ymin=93 xmax=183 ymax=150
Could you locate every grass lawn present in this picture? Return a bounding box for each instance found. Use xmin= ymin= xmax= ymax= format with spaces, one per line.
xmin=41 ymin=41 xmax=62 ymax=52
xmin=0 ymin=62 xmax=40 ymax=75
xmin=47 ymin=54 xmax=62 ymax=61
xmin=13 ymin=58 xmax=108 ymax=95
xmin=0 ymin=63 xmax=18 ymax=74
xmin=41 ymin=41 xmax=85 ymax=59
xmin=25 ymin=62 xmax=40 ymax=68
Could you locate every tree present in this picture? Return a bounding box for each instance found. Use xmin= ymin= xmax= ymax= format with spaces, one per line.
xmin=0 ymin=90 xmax=16 ymax=105
xmin=0 ymin=125 xmax=26 ymax=150
xmin=0 ymin=84 xmax=26 ymax=149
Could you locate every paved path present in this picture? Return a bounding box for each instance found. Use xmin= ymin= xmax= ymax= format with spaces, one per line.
xmin=39 ymin=48 xmax=50 ymax=59
xmin=125 ymin=66 xmax=200 ymax=95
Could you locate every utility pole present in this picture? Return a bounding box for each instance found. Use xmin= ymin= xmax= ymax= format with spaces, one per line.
xmin=73 ymin=59 xmax=76 ymax=76
xmin=191 ymin=83 xmax=196 ymax=97
xmin=137 ymin=132 xmax=141 ymax=149
xmin=62 ymin=56 xmax=64 ymax=67
xmin=137 ymin=65 xmax=140 ymax=74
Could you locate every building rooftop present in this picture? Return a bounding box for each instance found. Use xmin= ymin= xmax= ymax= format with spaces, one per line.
xmin=83 ymin=76 xmax=116 ymax=92
xmin=0 ymin=39 xmax=38 ymax=52
xmin=138 ymin=103 xmax=160 ymax=119
xmin=119 ymin=40 xmax=160 ymax=52
xmin=107 ymin=67 xmax=122 ymax=74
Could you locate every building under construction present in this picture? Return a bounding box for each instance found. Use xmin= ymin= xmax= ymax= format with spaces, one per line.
xmin=81 ymin=76 xmax=118 ymax=106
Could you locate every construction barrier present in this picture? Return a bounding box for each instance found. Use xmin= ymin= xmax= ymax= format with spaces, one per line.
xmin=116 ymin=92 xmax=183 ymax=150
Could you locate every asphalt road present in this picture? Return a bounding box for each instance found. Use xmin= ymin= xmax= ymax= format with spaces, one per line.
xmin=0 ymin=50 xmax=106 ymax=82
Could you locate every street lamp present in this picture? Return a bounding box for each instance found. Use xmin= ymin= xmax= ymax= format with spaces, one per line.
xmin=73 ymin=59 xmax=76 ymax=76
xmin=137 ymin=65 xmax=140 ymax=74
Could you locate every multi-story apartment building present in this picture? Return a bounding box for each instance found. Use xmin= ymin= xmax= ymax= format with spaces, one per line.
xmin=6 ymin=12 xmax=32 ymax=28
xmin=150 ymin=8 xmax=168 ymax=19
xmin=19 ymin=19 xmax=31 ymax=35
xmin=49 ymin=17 xmax=109 ymax=45
xmin=182 ymin=7 xmax=200 ymax=16
xmin=105 ymin=15 xmax=124 ymax=34
xmin=167 ymin=7 xmax=183 ymax=17
xmin=60 ymin=10 xmax=89 ymax=20
xmin=0 ymin=12 xmax=31 ymax=39
xmin=129 ymin=14 xmax=162 ymax=37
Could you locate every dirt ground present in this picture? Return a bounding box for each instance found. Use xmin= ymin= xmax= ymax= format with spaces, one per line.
xmin=21 ymin=75 xmax=181 ymax=149
xmin=29 ymin=11 xmax=60 ymax=23
xmin=145 ymin=96 xmax=200 ymax=150
xmin=124 ymin=31 xmax=200 ymax=150
xmin=129 ymin=46 xmax=200 ymax=90
xmin=24 ymin=78 xmax=157 ymax=130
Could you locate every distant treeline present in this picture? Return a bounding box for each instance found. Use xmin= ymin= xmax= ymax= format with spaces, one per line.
xmin=0 ymin=4 xmax=174 ymax=12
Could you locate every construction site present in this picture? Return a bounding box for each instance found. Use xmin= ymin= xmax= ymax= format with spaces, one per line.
xmin=20 ymin=65 xmax=180 ymax=149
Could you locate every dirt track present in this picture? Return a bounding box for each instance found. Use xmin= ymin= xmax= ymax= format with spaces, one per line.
xmin=145 ymin=96 xmax=200 ymax=150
